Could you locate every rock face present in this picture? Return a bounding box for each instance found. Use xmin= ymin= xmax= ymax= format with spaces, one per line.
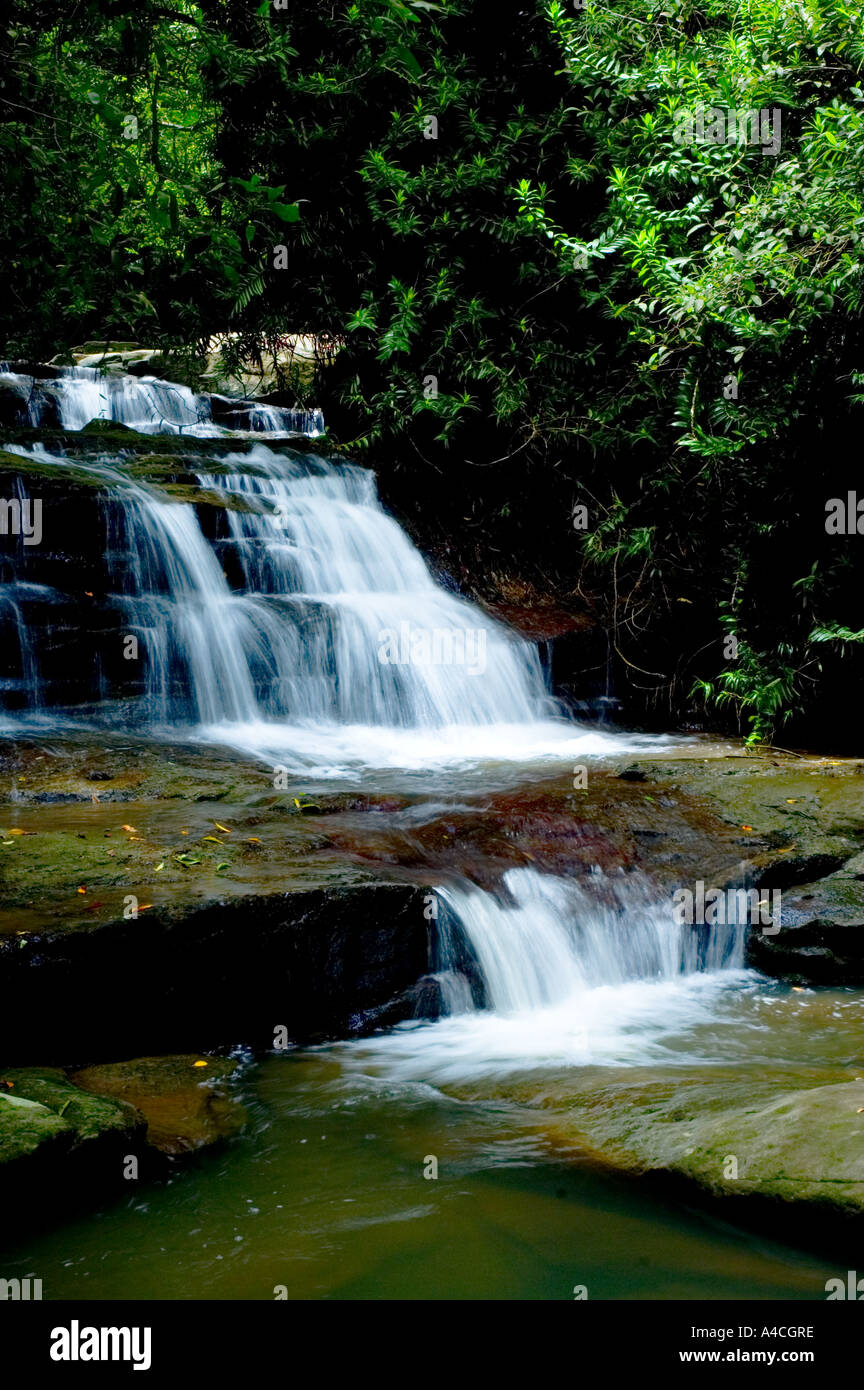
xmin=0 ymin=735 xmax=437 ymax=1064
xmin=71 ymin=1055 xmax=246 ymax=1155
xmin=577 ymin=753 xmax=864 ymax=984
xmin=750 ymin=858 xmax=864 ymax=983
xmin=1 ymin=884 xmax=431 ymax=1066
xmin=540 ymin=1069 xmax=864 ymax=1215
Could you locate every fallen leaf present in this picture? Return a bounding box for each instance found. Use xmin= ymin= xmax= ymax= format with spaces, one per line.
xmin=77 ymin=886 xmax=87 ymax=894
xmin=741 ymin=825 xmax=753 ymax=832
xmin=7 ymin=828 xmax=26 ymax=837
xmin=154 ymin=862 xmax=164 ymax=872
xmin=213 ymin=822 xmax=231 ymax=834
xmin=216 ymin=861 xmax=229 ymax=871
xmin=193 ymin=1060 xmax=208 ymax=1068
xmin=202 ymin=836 xmax=223 ymax=843
xmin=247 ymin=837 xmax=261 ymax=844
xmin=121 ymin=824 xmax=138 ymax=833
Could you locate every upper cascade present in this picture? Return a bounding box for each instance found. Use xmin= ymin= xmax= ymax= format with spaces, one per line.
xmin=0 ymin=364 xmax=324 ymax=438
xmin=0 ymin=372 xmax=653 ymax=773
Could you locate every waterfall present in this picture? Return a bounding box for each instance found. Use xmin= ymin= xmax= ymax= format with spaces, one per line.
xmin=0 ymin=370 xmax=664 ymax=772
xmin=75 ymin=444 xmax=554 ymax=742
xmin=347 ymin=868 xmax=751 ymax=1080
xmin=437 ymin=868 xmax=746 ymax=1011
xmin=0 ymin=584 xmax=41 ymax=709
xmin=0 ymin=365 xmax=324 ymax=437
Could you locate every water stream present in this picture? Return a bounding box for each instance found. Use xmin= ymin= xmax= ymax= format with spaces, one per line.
xmin=0 ymin=364 xmax=324 ymax=437
xmin=1 ymin=369 xmax=860 ymax=1300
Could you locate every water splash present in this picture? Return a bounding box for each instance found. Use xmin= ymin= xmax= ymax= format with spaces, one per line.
xmin=346 ymin=868 xmax=752 ymax=1080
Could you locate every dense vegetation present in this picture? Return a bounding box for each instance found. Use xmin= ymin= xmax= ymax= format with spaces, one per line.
xmin=2 ymin=0 xmax=863 ymax=744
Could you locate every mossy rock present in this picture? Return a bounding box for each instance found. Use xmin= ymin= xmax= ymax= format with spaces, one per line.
xmin=0 ymin=1092 xmax=69 ymax=1163
xmin=79 ymin=418 xmax=141 ymax=437
xmin=0 ymin=448 xmax=108 ymax=491
xmin=0 ymin=1067 xmax=143 ymax=1166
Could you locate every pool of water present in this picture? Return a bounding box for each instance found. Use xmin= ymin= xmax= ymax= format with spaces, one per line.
xmin=2 ymin=1040 xmax=852 ymax=1302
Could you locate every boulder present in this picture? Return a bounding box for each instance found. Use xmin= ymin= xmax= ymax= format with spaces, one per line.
xmin=0 ymin=379 xmax=32 ymax=427
xmin=0 ymin=1067 xmax=144 ymax=1172
xmin=71 ymin=1055 xmax=246 ymax=1154
xmin=749 ymin=857 xmax=864 ymax=982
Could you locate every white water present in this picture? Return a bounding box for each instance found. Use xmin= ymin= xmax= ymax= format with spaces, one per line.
xmin=1 ymin=410 xmax=666 ymax=774
xmin=2 ymin=370 xmax=744 ymax=1084
xmin=346 ymin=868 xmax=753 ymax=1082
xmin=0 ymin=365 xmax=323 ymax=437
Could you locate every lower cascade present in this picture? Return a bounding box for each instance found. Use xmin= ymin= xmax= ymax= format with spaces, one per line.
xmin=348 ymin=867 xmax=751 ymax=1082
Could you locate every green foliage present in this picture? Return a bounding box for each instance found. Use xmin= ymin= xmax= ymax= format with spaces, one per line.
xmin=692 ymin=649 xmax=805 ymax=748
xmin=0 ymin=0 xmax=303 ymax=353
xmin=2 ymin=0 xmax=864 ymax=740
xmin=810 ymin=623 xmax=864 ymax=646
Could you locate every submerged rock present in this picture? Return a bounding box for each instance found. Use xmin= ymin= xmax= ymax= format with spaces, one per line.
xmin=71 ymin=1055 xmax=246 ymax=1154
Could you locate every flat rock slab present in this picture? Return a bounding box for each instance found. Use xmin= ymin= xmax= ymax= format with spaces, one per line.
xmin=71 ymin=1055 xmax=246 ymax=1155
xmin=535 ymin=1068 xmax=864 ymax=1214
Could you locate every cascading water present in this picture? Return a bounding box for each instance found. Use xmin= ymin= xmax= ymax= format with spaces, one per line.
xmin=3 ymin=370 xmax=722 ymax=1077
xmin=101 ymin=444 xmax=570 ymax=760
xmin=0 ymin=365 xmax=324 ymax=437
xmin=0 ymin=370 xmax=662 ymax=772
xmin=347 ymin=867 xmax=752 ymax=1082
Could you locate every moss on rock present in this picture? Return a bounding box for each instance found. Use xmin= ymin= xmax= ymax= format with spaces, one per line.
xmin=0 ymin=1067 xmax=143 ymax=1168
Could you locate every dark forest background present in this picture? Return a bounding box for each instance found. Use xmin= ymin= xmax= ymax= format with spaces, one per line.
xmin=2 ymin=0 xmax=863 ymax=746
